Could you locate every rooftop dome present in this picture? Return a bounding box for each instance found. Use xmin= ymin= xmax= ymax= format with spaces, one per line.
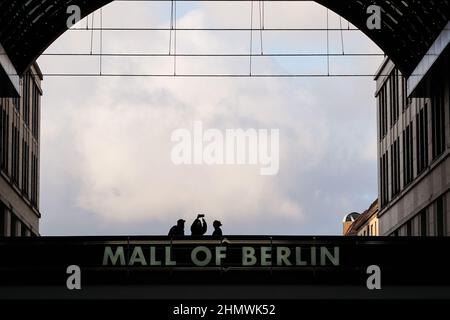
xmin=343 ymin=212 xmax=360 ymax=223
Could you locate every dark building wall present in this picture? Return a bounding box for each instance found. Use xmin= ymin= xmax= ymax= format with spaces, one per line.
xmin=0 ymin=63 xmax=41 ymax=236
xmin=375 ymin=48 xmax=450 ymax=236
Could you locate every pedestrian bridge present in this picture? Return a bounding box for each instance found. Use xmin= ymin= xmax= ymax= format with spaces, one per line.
xmin=0 ymin=236 xmax=449 ymax=300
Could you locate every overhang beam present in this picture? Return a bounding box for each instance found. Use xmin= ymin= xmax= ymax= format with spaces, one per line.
xmin=407 ymin=21 xmax=450 ymax=97
xmin=0 ymin=42 xmax=20 ymax=97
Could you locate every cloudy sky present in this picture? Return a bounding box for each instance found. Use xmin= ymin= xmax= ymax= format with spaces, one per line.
xmin=36 ymin=1 xmax=384 ymax=236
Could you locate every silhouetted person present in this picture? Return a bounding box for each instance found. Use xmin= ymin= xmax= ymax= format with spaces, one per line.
xmin=212 ymin=220 xmax=222 ymax=236
xmin=168 ymin=219 xmax=185 ymax=236
xmin=191 ymin=214 xmax=207 ymax=236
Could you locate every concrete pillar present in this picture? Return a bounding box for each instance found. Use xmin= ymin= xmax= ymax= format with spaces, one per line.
xmin=4 ymin=208 xmax=11 ymax=236
xmin=15 ymin=219 xmax=21 ymax=237
xmin=428 ymin=204 xmax=435 ymax=237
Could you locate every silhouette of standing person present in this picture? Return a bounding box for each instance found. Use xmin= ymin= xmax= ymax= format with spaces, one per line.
xmin=168 ymin=219 xmax=186 ymax=236
xmin=212 ymin=220 xmax=223 ymax=236
xmin=191 ymin=214 xmax=207 ymax=236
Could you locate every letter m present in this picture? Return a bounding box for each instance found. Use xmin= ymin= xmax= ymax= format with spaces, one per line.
xmin=103 ymin=246 xmax=126 ymax=266
xmin=234 ymin=305 xmax=244 ymax=315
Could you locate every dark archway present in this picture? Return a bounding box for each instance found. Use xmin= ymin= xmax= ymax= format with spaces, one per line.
xmin=0 ymin=0 xmax=449 ymax=77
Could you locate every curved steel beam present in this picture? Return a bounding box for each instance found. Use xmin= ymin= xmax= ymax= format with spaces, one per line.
xmin=0 ymin=0 xmax=448 ymax=76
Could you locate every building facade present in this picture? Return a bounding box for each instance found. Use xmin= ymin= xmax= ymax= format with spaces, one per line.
xmin=342 ymin=212 xmax=361 ymax=235
xmin=374 ymin=45 xmax=450 ymax=236
xmin=0 ymin=63 xmax=42 ymax=237
xmin=343 ymin=200 xmax=379 ymax=236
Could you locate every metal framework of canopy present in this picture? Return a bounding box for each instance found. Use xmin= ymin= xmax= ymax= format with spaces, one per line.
xmin=0 ymin=0 xmax=449 ymax=76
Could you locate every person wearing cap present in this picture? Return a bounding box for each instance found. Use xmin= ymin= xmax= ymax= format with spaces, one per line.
xmin=168 ymin=219 xmax=186 ymax=236
xmin=212 ymin=220 xmax=223 ymax=237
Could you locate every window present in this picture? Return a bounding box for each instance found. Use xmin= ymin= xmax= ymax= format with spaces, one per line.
xmin=21 ymin=223 xmax=28 ymax=237
xmin=436 ymin=197 xmax=445 ymax=236
xmin=31 ymin=147 xmax=39 ymax=208
xmin=416 ymin=104 xmax=429 ymax=175
xmin=0 ymin=103 xmax=9 ymax=172
xmin=10 ymin=214 xmax=17 ymax=237
xmin=431 ymin=82 xmax=446 ymax=160
xmin=406 ymin=220 xmax=412 ymax=236
xmin=11 ymin=114 xmax=20 ymax=186
xmin=22 ymin=73 xmax=31 ymax=126
xmin=378 ymin=85 xmax=388 ymax=140
xmin=22 ymin=130 xmax=29 ymax=196
xmin=11 ymin=98 xmax=19 ymax=111
xmin=402 ymin=75 xmax=410 ymax=111
xmin=380 ymin=151 xmax=389 ymax=207
xmin=403 ymin=123 xmax=414 ymax=186
xmin=32 ymin=83 xmax=40 ymax=140
xmin=390 ymin=69 xmax=399 ymax=126
xmin=420 ymin=210 xmax=428 ymax=236
xmin=391 ymin=138 xmax=400 ymax=197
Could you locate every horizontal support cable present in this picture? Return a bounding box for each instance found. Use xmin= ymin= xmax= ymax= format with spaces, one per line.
xmin=67 ymin=27 xmax=361 ymax=31
xmin=41 ymin=52 xmax=384 ymax=57
xmin=28 ymin=73 xmax=394 ymax=78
